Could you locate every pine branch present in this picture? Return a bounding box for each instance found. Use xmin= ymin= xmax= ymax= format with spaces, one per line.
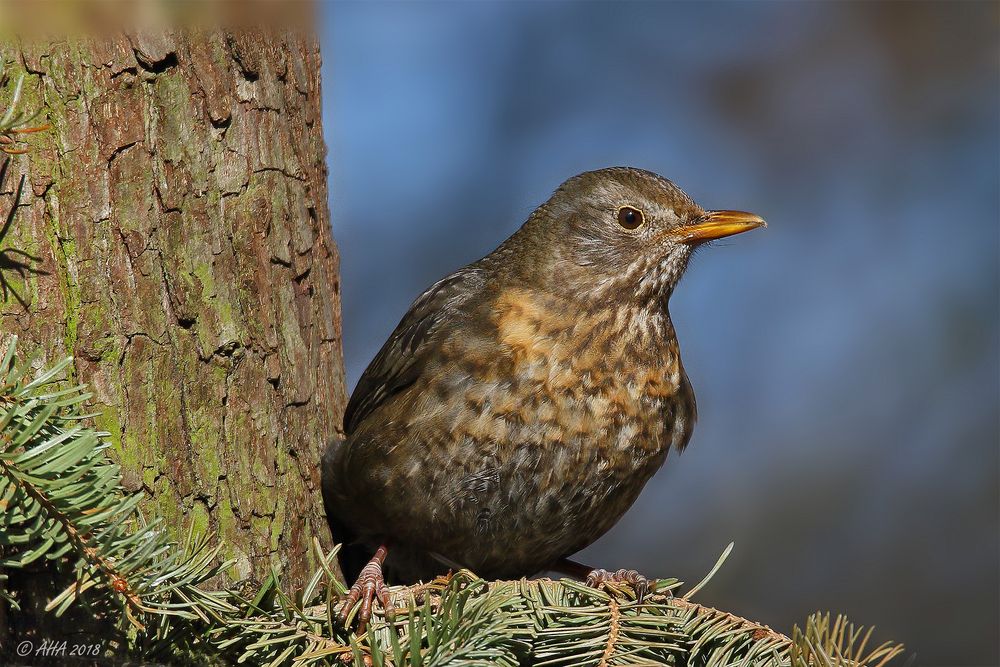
xmin=791 ymin=613 xmax=906 ymax=667
xmin=213 ymin=558 xmax=903 ymax=667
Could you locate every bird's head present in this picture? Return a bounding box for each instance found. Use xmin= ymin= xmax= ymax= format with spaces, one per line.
xmin=512 ymin=167 xmax=765 ymax=306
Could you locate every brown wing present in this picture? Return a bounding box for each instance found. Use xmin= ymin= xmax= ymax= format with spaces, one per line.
xmin=343 ymin=266 xmax=485 ymax=435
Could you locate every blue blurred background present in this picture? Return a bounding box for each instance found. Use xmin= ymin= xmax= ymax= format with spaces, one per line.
xmin=322 ymin=3 xmax=999 ymax=664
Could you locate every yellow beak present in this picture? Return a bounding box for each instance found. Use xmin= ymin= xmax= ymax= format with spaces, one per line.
xmin=676 ymin=210 xmax=767 ymax=244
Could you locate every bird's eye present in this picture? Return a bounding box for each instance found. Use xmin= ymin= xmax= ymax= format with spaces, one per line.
xmin=616 ymin=206 xmax=645 ymax=230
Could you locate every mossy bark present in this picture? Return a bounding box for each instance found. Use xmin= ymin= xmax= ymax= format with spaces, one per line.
xmin=0 ymin=31 xmax=345 ymax=596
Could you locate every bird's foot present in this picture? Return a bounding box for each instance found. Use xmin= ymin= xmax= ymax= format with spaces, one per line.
xmin=338 ymin=545 xmax=394 ymax=633
xmin=586 ymin=568 xmax=650 ymax=602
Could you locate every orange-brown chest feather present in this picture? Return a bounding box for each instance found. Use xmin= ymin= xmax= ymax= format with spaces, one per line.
xmin=491 ymin=286 xmax=690 ymax=456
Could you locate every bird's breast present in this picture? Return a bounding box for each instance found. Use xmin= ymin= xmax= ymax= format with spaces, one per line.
xmin=484 ymin=286 xmax=688 ymax=459
xmin=341 ymin=286 xmax=696 ymax=577
xmin=392 ymin=286 xmax=696 ymax=574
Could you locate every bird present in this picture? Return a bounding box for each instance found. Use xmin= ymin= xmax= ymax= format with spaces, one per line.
xmin=322 ymin=167 xmax=765 ymax=631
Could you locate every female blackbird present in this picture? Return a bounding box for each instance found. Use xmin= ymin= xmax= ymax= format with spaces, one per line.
xmin=322 ymin=167 xmax=764 ymax=630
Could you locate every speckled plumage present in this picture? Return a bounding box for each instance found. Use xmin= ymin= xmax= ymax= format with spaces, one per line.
xmin=322 ymin=167 xmax=763 ymax=585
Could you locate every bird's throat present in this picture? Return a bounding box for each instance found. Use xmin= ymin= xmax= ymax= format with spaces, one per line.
xmin=493 ymin=286 xmax=678 ymax=374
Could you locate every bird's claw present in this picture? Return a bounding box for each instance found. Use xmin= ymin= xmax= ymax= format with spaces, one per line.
xmin=586 ymin=567 xmax=650 ymax=602
xmin=338 ymin=548 xmax=394 ymax=633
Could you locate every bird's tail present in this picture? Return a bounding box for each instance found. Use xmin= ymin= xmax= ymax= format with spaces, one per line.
xmin=320 ymin=436 xmax=370 ymax=584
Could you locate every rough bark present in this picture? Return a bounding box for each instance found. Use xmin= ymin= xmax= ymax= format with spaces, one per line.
xmin=0 ymin=31 xmax=345 ymax=590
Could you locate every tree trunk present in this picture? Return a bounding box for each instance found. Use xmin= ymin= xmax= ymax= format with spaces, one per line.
xmin=0 ymin=30 xmax=345 ymax=592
